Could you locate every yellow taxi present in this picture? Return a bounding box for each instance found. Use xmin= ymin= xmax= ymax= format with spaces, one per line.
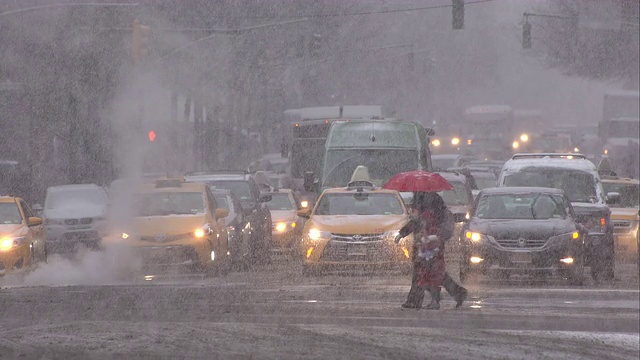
xmin=0 ymin=196 xmax=46 ymax=275
xmin=297 ymin=168 xmax=412 ymax=275
xmin=601 ymin=177 xmax=639 ymax=262
xmin=106 ymin=178 xmax=229 ymax=274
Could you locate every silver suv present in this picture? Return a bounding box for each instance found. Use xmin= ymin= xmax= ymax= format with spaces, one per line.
xmin=43 ymin=184 xmax=109 ymax=254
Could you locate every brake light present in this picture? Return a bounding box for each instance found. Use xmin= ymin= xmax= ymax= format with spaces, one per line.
xmin=600 ymin=217 xmax=606 ymax=227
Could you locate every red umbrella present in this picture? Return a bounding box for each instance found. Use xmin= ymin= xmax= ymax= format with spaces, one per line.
xmin=383 ymin=170 xmax=453 ymax=192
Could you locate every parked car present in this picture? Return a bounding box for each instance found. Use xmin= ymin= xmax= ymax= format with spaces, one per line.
xmin=184 ymin=171 xmax=272 ymax=263
xmin=461 ymin=187 xmax=586 ymax=285
xmin=42 ymin=184 xmax=109 ymax=254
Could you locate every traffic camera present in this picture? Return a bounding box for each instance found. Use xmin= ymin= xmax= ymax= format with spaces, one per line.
xmin=132 ymin=19 xmax=150 ymax=64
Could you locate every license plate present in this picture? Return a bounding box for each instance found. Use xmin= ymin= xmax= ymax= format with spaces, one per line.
xmin=347 ymin=245 xmax=367 ymax=256
xmin=511 ymin=252 xmax=532 ymax=263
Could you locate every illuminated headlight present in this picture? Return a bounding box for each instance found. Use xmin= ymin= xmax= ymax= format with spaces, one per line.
xmin=384 ymin=229 xmax=401 ymax=241
xmin=0 ymin=236 xmax=27 ymax=251
xmin=465 ymin=231 xmax=484 ymax=243
xmin=274 ymin=222 xmax=297 ymax=233
xmin=307 ymin=228 xmax=331 ymax=241
xmin=121 ymin=232 xmax=130 ymax=239
xmin=227 ymin=225 xmax=235 ymax=232
xmin=300 ymin=200 xmax=309 ymax=209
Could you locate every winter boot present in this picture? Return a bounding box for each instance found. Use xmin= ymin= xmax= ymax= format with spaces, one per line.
xmin=425 ymin=287 xmax=441 ymax=310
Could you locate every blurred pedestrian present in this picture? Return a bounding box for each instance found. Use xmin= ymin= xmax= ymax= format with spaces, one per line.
xmin=395 ymin=191 xmax=468 ymax=309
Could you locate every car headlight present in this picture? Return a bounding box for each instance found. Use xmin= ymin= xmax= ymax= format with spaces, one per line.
xmin=0 ymin=236 xmax=27 ymax=251
xmin=384 ymin=229 xmax=401 ymax=241
xmin=307 ymin=228 xmax=331 ymax=241
xmin=464 ymin=231 xmax=484 ymax=243
xmin=194 ymin=224 xmax=213 ymax=239
xmin=274 ymin=221 xmax=297 ymax=233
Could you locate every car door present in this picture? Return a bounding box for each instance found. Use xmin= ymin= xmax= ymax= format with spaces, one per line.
xmin=19 ymin=200 xmax=45 ymax=260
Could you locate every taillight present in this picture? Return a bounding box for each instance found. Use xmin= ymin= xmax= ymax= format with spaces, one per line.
xmin=599 ymin=217 xmax=606 ymax=227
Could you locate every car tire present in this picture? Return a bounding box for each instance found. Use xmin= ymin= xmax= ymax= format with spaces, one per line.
xmin=568 ymin=264 xmax=584 ymax=286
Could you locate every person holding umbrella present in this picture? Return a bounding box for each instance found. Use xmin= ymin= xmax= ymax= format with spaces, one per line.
xmin=384 ymin=171 xmax=468 ymax=309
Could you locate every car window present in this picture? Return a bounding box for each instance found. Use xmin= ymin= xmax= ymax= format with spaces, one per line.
xmin=438 ymin=181 xmax=470 ymax=206
xmin=45 ymin=187 xmax=108 ymax=209
xmin=20 ymin=200 xmax=34 ymax=218
xmin=503 ymin=168 xmax=597 ymax=203
xmin=0 ymin=202 xmax=23 ymax=224
xmin=135 ymin=192 xmax=206 ymax=216
xmin=475 ymin=193 xmax=567 ymax=220
xmin=602 ymin=182 xmax=639 ymax=208
xmin=314 ymin=193 xmax=404 ymax=216
xmin=208 ymin=181 xmax=254 ymax=201
xmin=265 ymin=193 xmax=296 ymax=211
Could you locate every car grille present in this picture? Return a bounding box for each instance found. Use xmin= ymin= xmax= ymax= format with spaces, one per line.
xmin=61 ymin=231 xmax=100 ymax=241
xmin=321 ymin=240 xmax=395 ymax=262
xmin=63 ymin=218 xmax=94 ymax=225
xmin=137 ymin=246 xmax=199 ymax=266
xmin=495 ymin=238 xmax=548 ymax=248
xmin=330 ymin=233 xmax=386 ymax=242
xmin=140 ymin=233 xmax=192 ymax=243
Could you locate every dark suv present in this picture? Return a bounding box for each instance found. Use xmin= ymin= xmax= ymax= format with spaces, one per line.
xmin=185 ymin=171 xmax=272 ymax=263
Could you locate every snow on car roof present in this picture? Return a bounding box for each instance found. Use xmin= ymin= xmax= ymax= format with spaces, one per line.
xmin=47 ymin=184 xmax=103 ymax=192
xmin=502 ymin=154 xmax=597 ymax=173
xmin=480 ymin=187 xmax=565 ymax=195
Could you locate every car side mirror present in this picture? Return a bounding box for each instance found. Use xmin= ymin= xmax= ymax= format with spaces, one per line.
xmin=215 ymin=208 xmax=229 ymax=219
xmin=28 ymin=216 xmax=43 ymax=227
xmin=606 ymin=192 xmax=621 ymax=205
xmin=258 ymin=194 xmax=272 ymax=203
xmin=297 ymin=209 xmax=311 ymax=218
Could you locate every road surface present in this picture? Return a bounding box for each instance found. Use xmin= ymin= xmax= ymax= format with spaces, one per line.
xmin=0 ymin=252 xmax=638 ymax=359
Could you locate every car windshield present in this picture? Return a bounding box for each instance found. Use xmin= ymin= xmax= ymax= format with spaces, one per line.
xmin=432 ymin=158 xmax=456 ymax=170
xmin=314 ymin=193 xmax=404 ymax=216
xmin=503 ymin=168 xmax=598 ymax=203
xmin=0 ymin=202 xmax=22 ymax=224
xmin=45 ymin=187 xmax=108 ymax=209
xmin=135 ymin=192 xmax=205 ymax=216
xmin=208 ymin=181 xmax=253 ymax=201
xmin=265 ymin=193 xmax=295 ymax=211
xmin=475 ymin=193 xmax=567 ymax=220
xmin=438 ymin=182 xmax=470 ymax=206
xmin=472 ymin=174 xmax=497 ymax=189
xmin=602 ymin=182 xmax=640 ymax=208
xmin=212 ymin=193 xmax=229 ymax=210
xmin=322 ymin=149 xmax=419 ymax=188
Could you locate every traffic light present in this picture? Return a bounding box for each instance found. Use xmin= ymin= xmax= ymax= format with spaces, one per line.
xmin=522 ymin=20 xmax=532 ymax=49
xmin=309 ymin=33 xmax=322 ymax=58
xmin=132 ymin=19 xmax=150 ymax=64
xmin=452 ymin=0 xmax=464 ymax=30
xmin=148 ymin=130 xmax=156 ymax=142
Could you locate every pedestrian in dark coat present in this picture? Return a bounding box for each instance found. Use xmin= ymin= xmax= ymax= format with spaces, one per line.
xmin=396 ymin=192 xmax=468 ymax=309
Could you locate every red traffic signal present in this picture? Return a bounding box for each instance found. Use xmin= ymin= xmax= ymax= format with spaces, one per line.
xmin=148 ymin=130 xmax=156 ymax=142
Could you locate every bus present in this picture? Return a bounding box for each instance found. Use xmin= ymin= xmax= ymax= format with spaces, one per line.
xmin=315 ymin=119 xmax=433 ymax=192
xmin=462 ymin=105 xmax=515 ymax=160
xmin=600 ymin=90 xmax=639 ymax=178
xmin=283 ymin=106 xmax=384 ymax=187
